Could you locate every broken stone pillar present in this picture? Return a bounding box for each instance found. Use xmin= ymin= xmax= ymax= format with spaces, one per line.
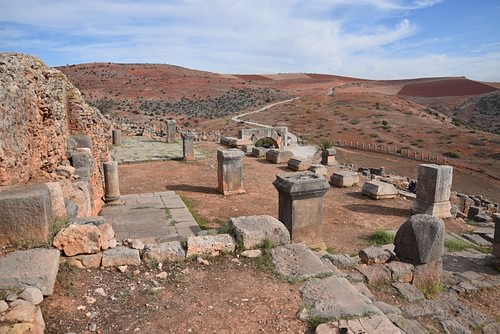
xmin=273 ymin=171 xmax=330 ymax=248
xmin=182 ymin=132 xmax=196 ymax=161
xmin=394 ymin=214 xmax=444 ymax=290
xmin=494 ymin=214 xmax=500 ymax=268
xmin=166 ymin=120 xmax=177 ymax=143
xmin=217 ymin=149 xmax=245 ymax=195
xmin=412 ymin=164 xmax=453 ymax=218
xmin=321 ymin=148 xmax=336 ymax=166
xmin=112 ymin=129 xmax=121 ymax=146
xmin=103 ymin=161 xmax=122 ymax=205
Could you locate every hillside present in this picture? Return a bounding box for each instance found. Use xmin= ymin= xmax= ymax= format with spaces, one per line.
xmin=57 ymin=63 xmax=500 ymax=181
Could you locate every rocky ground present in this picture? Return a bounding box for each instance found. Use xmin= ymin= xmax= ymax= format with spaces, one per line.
xmin=36 ymin=141 xmax=499 ymax=333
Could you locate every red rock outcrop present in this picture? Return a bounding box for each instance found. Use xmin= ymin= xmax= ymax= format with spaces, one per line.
xmin=0 ymin=53 xmax=111 ymax=214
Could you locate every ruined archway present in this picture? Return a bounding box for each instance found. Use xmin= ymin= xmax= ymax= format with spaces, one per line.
xmin=238 ymin=127 xmax=288 ymax=149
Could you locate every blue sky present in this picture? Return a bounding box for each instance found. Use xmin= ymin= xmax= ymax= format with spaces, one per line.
xmin=1 ymin=0 xmax=499 ymax=81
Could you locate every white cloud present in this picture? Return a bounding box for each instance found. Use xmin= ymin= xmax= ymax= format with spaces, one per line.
xmin=0 ymin=0 xmax=497 ymax=81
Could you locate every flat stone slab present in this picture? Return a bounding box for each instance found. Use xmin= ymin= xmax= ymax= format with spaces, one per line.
xmin=329 ymin=170 xmax=359 ymax=188
xmin=461 ymin=233 xmax=492 ymax=247
xmin=316 ymin=314 xmax=401 ymax=334
xmin=391 ymin=282 xmax=425 ymax=303
xmin=362 ymin=180 xmax=398 ymax=199
xmin=300 ymin=275 xmax=379 ymax=319
xmin=230 ymin=215 xmax=290 ymax=250
xmin=142 ymin=241 xmax=186 ymax=262
xmin=100 ymin=191 xmax=200 ymax=242
xmin=0 ymin=248 xmax=60 ymax=295
xmin=271 ymin=243 xmax=335 ymax=279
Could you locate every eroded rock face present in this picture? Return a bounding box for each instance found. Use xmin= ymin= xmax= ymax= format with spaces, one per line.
xmin=0 ymin=52 xmax=111 ymax=214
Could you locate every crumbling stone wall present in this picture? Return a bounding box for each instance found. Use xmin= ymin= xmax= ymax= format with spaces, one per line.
xmin=0 ymin=52 xmax=111 ymax=214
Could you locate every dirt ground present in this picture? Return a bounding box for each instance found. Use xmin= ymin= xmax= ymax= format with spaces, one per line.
xmin=41 ymin=141 xmax=482 ymax=333
xmin=117 ymin=141 xmax=472 ymax=253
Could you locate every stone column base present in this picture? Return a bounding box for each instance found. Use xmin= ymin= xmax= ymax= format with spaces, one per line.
xmin=412 ymin=200 xmax=451 ymax=219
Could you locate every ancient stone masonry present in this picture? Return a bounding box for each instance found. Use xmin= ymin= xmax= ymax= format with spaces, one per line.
xmin=165 ymin=120 xmax=177 ymax=143
xmin=273 ymin=171 xmax=330 ymax=248
xmin=239 ymin=127 xmax=288 ymax=148
xmin=412 ymin=164 xmax=453 ymax=219
xmin=112 ymin=129 xmax=121 ymax=146
xmin=0 ymin=53 xmax=111 ymax=214
xmin=217 ymin=149 xmax=245 ymax=195
xmin=394 ymin=214 xmax=445 ymax=290
xmin=182 ymin=131 xmax=196 ymax=161
xmin=494 ymin=214 xmax=500 ymax=268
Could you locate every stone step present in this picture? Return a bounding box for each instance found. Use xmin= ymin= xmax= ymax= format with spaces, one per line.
xmin=461 ymin=233 xmax=492 ymax=247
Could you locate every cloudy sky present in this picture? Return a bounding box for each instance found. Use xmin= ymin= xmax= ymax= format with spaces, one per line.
xmin=1 ymin=0 xmax=499 ymax=81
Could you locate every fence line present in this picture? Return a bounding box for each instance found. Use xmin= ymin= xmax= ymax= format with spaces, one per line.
xmin=332 ymin=139 xmax=451 ymax=166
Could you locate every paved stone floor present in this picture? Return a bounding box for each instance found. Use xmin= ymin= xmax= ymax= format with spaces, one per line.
xmin=110 ymin=136 xmax=205 ymax=163
xmin=100 ymin=191 xmax=201 ymax=243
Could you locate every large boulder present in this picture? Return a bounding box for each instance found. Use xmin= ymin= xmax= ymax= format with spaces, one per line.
xmin=394 ymin=214 xmax=445 ymax=264
xmin=230 ymin=215 xmax=290 ymax=250
xmin=59 ymin=180 xmax=92 ymax=217
xmin=53 ymin=223 xmax=101 ymax=256
xmin=0 ymin=300 xmax=45 ymax=334
xmin=45 ymin=182 xmax=67 ymax=220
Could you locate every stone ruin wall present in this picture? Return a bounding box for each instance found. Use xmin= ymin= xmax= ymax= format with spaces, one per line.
xmin=0 ymin=53 xmax=111 ymax=214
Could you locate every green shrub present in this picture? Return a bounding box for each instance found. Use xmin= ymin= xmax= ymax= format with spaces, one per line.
xmin=368 ymin=229 xmax=395 ymax=246
xmin=444 ymin=151 xmax=460 ymax=159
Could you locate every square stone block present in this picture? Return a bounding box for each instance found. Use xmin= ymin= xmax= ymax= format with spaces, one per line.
xmin=329 ymin=171 xmax=359 ymax=187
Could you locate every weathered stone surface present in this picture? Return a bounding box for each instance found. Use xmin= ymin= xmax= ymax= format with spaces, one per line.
xmin=217 ymin=149 xmax=245 ymax=195
xmin=251 ymin=146 xmax=268 ymax=158
xmin=18 ymin=287 xmax=43 ymax=305
xmin=0 ymin=185 xmax=53 ymax=246
xmin=182 ymin=131 xmax=196 ymax=161
xmin=101 ymin=247 xmax=141 ymax=267
xmin=329 ymin=171 xmax=359 ymax=188
xmin=387 ymin=314 xmax=428 ymax=334
xmin=394 ymin=214 xmax=445 ymax=264
xmin=308 ymin=164 xmax=328 ymax=176
xmin=0 ymin=53 xmax=110 ymax=216
xmin=440 ymin=320 xmax=471 ymax=334
xmin=494 ymin=214 xmax=500 ymax=265
xmin=59 ymin=180 xmax=92 ymax=217
xmin=359 ymin=246 xmax=394 ymax=264
xmin=229 ymin=138 xmax=253 ymax=148
xmin=353 ymin=282 xmax=375 ymax=301
xmin=300 ymin=275 xmax=379 ymax=319
xmin=315 ymin=314 xmax=401 ymax=334
xmin=373 ymin=301 xmax=402 ymax=316
xmin=392 ymin=282 xmax=425 ymax=302
xmin=0 ymin=300 xmax=45 ymax=334
xmin=385 ymin=261 xmax=414 ymax=283
xmin=287 ymin=158 xmax=311 ymax=171
xmin=241 ymin=144 xmax=255 ymax=154
xmin=356 ymin=264 xmax=392 ymax=284
xmin=97 ymin=223 xmax=115 ymax=250
xmin=266 ymin=149 xmax=294 ymax=164
xmin=186 ymin=234 xmax=236 ymax=258
xmin=66 ymin=253 xmax=103 ymax=269
xmin=362 ymin=180 xmax=398 ymax=199
xmin=321 ymin=253 xmax=358 ymax=268
xmin=142 ymin=241 xmax=186 ymax=262
xmin=45 ymin=182 xmax=67 ymax=220
xmin=0 ymin=248 xmax=60 ymax=295
xmin=229 ymin=215 xmax=290 ymax=250
xmin=273 ymin=172 xmax=330 ymax=248
xmin=271 ymin=243 xmax=334 ymax=279
xmin=412 ymin=164 xmax=453 ymax=218
xmin=53 ymin=223 xmax=101 ymax=256
xmin=461 ymin=233 xmax=492 ymax=247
